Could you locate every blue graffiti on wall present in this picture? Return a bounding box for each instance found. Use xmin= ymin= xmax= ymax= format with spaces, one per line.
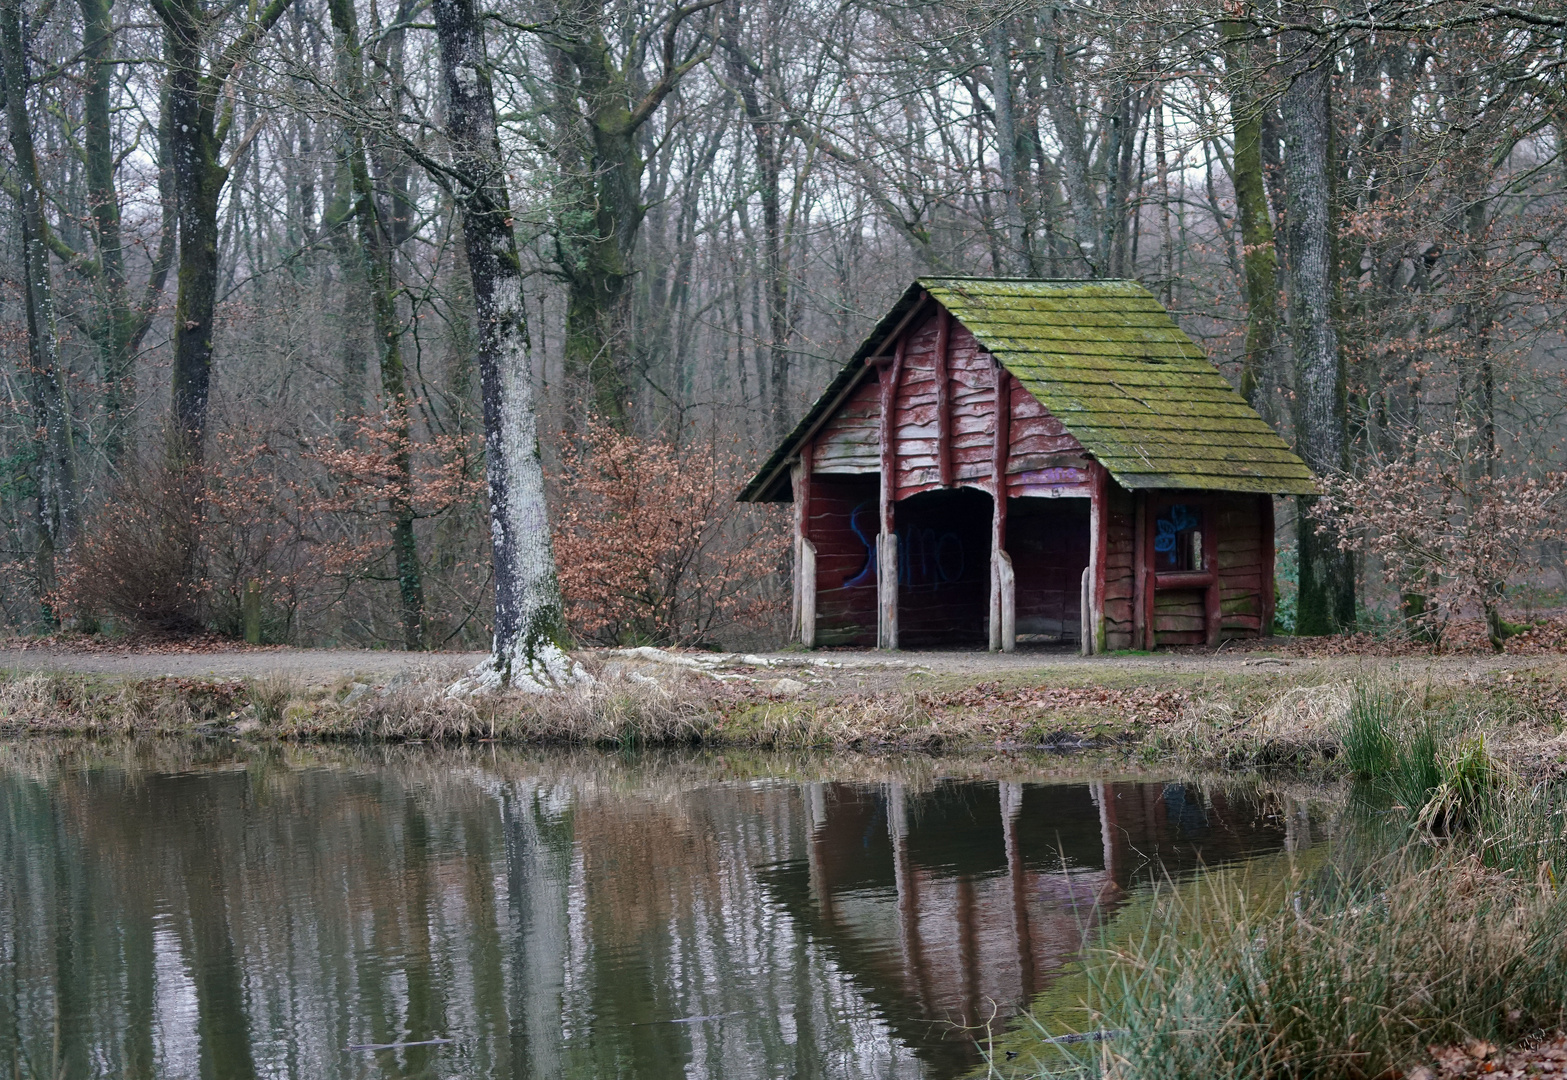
xmin=840 ymin=501 xmax=967 ymax=589
xmin=900 ymin=528 xmax=964 ymax=587
xmin=1154 ymin=504 xmax=1199 ymax=567
xmin=843 ymin=502 xmax=877 ymax=587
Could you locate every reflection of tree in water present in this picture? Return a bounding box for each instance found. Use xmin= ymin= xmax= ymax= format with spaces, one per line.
xmin=0 ymin=749 xmax=1292 ymax=1080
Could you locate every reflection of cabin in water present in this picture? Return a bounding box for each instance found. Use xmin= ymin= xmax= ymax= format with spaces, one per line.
xmin=764 ymin=779 xmax=1301 ymax=1071
xmin=739 ymin=278 xmax=1317 ymax=651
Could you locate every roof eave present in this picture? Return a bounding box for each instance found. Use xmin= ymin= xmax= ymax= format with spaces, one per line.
xmin=736 ymin=281 xmax=930 ymax=503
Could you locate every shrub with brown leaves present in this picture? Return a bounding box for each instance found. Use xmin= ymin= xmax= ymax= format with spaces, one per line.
xmin=552 ymin=422 xmax=785 ymax=647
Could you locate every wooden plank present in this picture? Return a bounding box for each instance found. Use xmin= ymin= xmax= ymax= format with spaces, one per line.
xmin=791 ymin=460 xmax=805 ymax=641
xmin=935 ymin=306 xmax=952 ymax=487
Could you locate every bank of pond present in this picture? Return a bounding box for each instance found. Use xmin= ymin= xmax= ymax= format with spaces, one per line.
xmin=3 ymin=694 xmax=1559 ymax=1080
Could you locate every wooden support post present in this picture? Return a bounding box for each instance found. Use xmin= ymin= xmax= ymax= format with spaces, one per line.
xmin=878 ymin=335 xmax=906 ymax=650
xmin=792 ymin=452 xmax=817 ymax=647
xmin=1089 ymin=462 xmax=1108 ymax=654
xmin=800 ymin=540 xmax=817 ymax=648
xmin=1203 ymin=503 xmax=1221 ymax=648
xmin=878 ymin=533 xmax=899 ymax=649
xmin=1143 ymin=497 xmax=1159 ymax=650
xmin=1132 ymin=491 xmax=1148 ymax=650
xmin=1261 ymin=494 xmax=1276 ymax=637
xmin=934 ymin=306 xmax=953 ymax=488
xmin=990 ymin=362 xmax=1013 ymax=652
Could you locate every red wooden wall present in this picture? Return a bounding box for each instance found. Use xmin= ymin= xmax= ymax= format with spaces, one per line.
xmin=1101 ymin=483 xmax=1137 ymax=651
xmin=1009 ymin=497 xmax=1090 ymax=642
xmin=806 ymin=475 xmax=879 ymax=646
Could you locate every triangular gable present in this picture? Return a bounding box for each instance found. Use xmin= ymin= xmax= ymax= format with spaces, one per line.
xmin=739 ymin=278 xmax=1315 ymax=502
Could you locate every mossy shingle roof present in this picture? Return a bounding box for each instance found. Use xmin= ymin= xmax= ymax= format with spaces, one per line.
xmin=739 ymin=277 xmax=1316 ymax=502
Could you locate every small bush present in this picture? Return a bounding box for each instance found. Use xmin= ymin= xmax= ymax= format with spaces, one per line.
xmin=56 ymin=456 xmax=203 ymax=632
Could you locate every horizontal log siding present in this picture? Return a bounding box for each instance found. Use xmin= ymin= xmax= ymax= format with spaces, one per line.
xmin=893 ymin=313 xmax=942 ymax=498
xmin=1102 ymin=481 xmax=1136 ymax=650
xmin=808 ymin=475 xmax=879 ymax=645
xmin=812 ymin=376 xmax=882 ymax=473
xmin=1004 ymin=362 xmax=1092 ymax=498
xmin=1141 ymin=491 xmax=1269 ymax=646
xmin=1154 ymin=588 xmax=1208 ymax=645
xmin=1009 ymin=497 xmax=1090 ymax=641
xmin=947 ymin=323 xmax=995 ymax=485
xmin=1214 ymin=493 xmax=1266 ymax=637
xmin=895 ymin=487 xmax=992 ymax=646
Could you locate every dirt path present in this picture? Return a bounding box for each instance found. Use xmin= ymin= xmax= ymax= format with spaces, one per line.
xmin=1 ymin=642 xmax=1558 ymax=688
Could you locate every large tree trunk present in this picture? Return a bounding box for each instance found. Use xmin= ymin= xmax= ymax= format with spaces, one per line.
xmin=153 ymin=0 xmax=295 ymax=466
xmin=80 ymin=0 xmax=172 ymax=467
xmin=160 ymin=1 xmax=226 ymax=467
xmin=1222 ymin=11 xmax=1279 ymax=414
xmin=1 ymin=0 xmax=78 ymax=612
xmin=326 ymin=0 xmax=425 ymax=651
xmin=1282 ymin=36 xmax=1355 ymax=634
xmin=433 ymin=0 xmax=576 ymax=689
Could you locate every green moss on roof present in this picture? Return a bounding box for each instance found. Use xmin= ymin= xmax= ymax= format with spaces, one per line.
xmin=738 ymin=277 xmax=1316 ymax=502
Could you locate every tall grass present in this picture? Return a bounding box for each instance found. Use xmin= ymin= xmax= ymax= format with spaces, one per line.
xmin=1000 ymin=684 xmax=1561 ymax=1080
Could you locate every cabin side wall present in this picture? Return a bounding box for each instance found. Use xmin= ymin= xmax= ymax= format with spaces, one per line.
xmin=1215 ymin=494 xmax=1269 ymax=638
xmin=806 ymin=474 xmax=879 ymax=646
xmin=1101 ymin=482 xmax=1137 ymax=650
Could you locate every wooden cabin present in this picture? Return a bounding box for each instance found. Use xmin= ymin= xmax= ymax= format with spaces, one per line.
xmin=739 ymin=278 xmax=1316 ymax=652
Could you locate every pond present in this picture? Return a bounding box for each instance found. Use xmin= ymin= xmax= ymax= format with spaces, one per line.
xmin=0 ymin=743 xmax=1319 ymax=1079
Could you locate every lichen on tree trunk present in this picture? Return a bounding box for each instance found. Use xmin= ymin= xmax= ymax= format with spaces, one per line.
xmin=433 ymin=0 xmax=580 ymax=691
xmin=1281 ymin=26 xmax=1355 ymax=635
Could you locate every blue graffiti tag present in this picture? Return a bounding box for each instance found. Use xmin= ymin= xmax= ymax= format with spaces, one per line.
xmin=1154 ymin=504 xmax=1199 ymax=565
xmin=838 ymin=501 xmax=966 ymax=589
xmin=899 ymin=528 xmax=965 ymax=588
xmin=843 ymin=502 xmax=877 ymax=587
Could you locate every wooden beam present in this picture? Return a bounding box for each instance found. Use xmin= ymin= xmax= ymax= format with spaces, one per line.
xmin=879 ymin=335 xmax=906 ymax=535
xmin=877 ymin=335 xmax=906 ymax=650
xmin=990 ymin=361 xmax=1013 ymax=653
xmin=790 ymin=460 xmax=804 ymax=641
xmin=1089 ymin=461 xmax=1108 ymax=654
xmin=1203 ymin=503 xmax=1221 ymax=648
xmin=934 ymin=307 xmax=953 ymax=488
xmin=1143 ymin=497 xmax=1159 ymax=650
xmin=798 ymin=450 xmax=816 ymax=646
xmin=1132 ymin=491 xmax=1148 ymax=650
xmin=1261 ymin=494 xmax=1276 ymax=637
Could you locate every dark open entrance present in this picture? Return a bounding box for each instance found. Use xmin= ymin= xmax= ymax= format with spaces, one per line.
xmin=1009 ymin=496 xmax=1090 ymax=645
xmin=895 ymin=487 xmax=992 ymax=647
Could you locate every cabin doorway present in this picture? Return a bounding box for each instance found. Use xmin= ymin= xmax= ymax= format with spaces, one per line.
xmin=1008 ymin=497 xmax=1091 ymax=646
xmin=894 ymin=488 xmax=992 ymax=647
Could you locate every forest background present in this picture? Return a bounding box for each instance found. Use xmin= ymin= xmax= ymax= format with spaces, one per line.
xmin=1 ymin=0 xmax=1564 ymax=653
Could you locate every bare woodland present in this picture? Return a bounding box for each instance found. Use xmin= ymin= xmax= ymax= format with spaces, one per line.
xmin=1 ymin=0 xmax=1565 ymax=652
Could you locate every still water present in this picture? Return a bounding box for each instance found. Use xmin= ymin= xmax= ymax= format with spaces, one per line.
xmin=0 ymin=743 xmax=1313 ymax=1079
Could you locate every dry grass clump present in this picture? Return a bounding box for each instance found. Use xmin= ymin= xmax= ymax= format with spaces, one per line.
xmin=1065 ymin=848 xmax=1567 ymax=1080
xmin=0 ymin=671 xmax=246 ymax=733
